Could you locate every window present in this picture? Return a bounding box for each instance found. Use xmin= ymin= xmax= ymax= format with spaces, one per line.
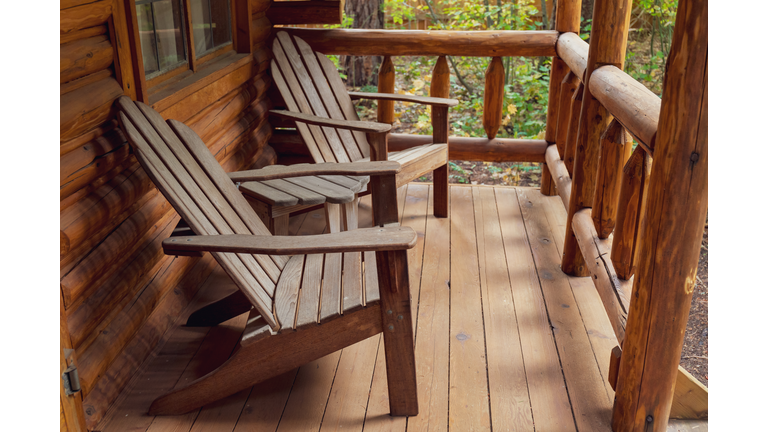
xmin=135 ymin=0 xmax=232 ymax=81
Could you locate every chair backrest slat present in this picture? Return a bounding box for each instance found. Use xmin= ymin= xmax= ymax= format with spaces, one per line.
xmin=139 ymin=104 xmax=286 ymax=283
xmin=272 ymin=41 xmax=338 ymax=162
xmin=291 ymin=36 xmax=363 ymax=161
xmin=313 ymin=52 xmax=370 ymax=159
xmin=169 ymin=120 xmax=289 ymax=270
xmin=121 ymin=102 xmax=278 ymax=299
xmin=117 ymin=97 xmax=281 ymax=329
xmin=118 ymin=110 xmax=276 ymax=328
xmin=274 ymin=32 xmax=352 ymax=164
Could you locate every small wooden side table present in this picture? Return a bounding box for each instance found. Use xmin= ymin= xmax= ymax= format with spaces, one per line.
xmin=239 ymin=175 xmax=369 ymax=235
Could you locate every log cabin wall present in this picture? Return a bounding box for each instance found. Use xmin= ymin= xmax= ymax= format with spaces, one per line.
xmin=59 ymin=0 xmax=276 ymax=428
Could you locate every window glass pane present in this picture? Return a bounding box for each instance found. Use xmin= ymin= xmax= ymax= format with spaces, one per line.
xmin=136 ymin=4 xmax=159 ymax=74
xmin=152 ymin=0 xmax=186 ymax=71
xmin=191 ymin=0 xmax=231 ymax=57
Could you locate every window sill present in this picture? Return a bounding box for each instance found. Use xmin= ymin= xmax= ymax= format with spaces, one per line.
xmin=148 ymin=51 xmax=252 ymax=113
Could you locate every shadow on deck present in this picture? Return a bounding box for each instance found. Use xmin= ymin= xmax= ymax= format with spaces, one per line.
xmin=97 ymin=184 xmax=706 ymax=432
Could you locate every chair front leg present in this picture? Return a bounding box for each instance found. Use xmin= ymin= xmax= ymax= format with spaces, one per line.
xmin=376 ymin=249 xmax=418 ymax=416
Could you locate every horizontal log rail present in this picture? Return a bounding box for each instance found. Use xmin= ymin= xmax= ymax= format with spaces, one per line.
xmin=282 ymin=28 xmax=558 ymax=57
xmin=388 ymin=133 xmax=547 ymax=162
xmin=589 ymin=65 xmax=661 ymax=153
xmin=556 ymin=32 xmax=589 ymax=82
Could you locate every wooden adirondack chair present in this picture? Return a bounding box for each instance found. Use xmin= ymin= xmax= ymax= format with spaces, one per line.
xmin=115 ymin=96 xmax=420 ymax=416
xmin=269 ymin=31 xmax=458 ymax=217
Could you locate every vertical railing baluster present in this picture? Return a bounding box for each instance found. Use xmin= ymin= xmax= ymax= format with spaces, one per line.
xmin=563 ymin=82 xmax=584 ymax=176
xmin=611 ymin=146 xmax=651 ymax=280
xmin=561 ymin=0 xmax=633 ymax=276
xmin=483 ymin=57 xmax=504 ymax=140
xmin=542 ymin=0 xmax=583 ymax=195
xmin=431 ymin=56 xmax=450 ymax=99
xmin=377 ymin=55 xmax=395 ymax=124
xmin=556 ymin=71 xmax=580 ymax=159
xmin=592 ymin=119 xmax=633 ymax=238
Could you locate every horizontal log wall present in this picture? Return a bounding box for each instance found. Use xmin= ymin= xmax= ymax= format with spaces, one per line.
xmin=59 ymin=0 xmax=277 ymax=428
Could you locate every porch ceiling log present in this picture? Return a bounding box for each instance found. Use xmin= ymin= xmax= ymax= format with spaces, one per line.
xmin=281 ymin=28 xmax=558 ymax=57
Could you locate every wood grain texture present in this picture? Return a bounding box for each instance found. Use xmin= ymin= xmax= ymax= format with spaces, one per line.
xmin=590 ymin=65 xmax=660 ymax=152
xmin=350 ymin=91 xmax=458 ymax=107
xmin=266 ymin=1 xmax=342 ymax=25
xmin=613 ymin=0 xmax=708 ymax=429
xmin=388 ymin=133 xmax=547 ymax=162
xmin=449 ymin=187 xmax=491 ymax=430
xmin=377 ymin=56 xmax=396 ymax=124
xmin=556 ymin=32 xmax=588 ymax=81
xmin=561 ymin=0 xmax=633 ymax=276
xmin=61 ymin=0 xmax=111 ymax=34
xmin=611 ymin=147 xmax=651 ymax=280
xmin=483 ymin=57 xmax=505 ymax=140
xmin=500 ymin=189 xmax=577 ymax=431
xmin=60 ymin=35 xmax=114 ymax=84
xmin=269 ymin=109 xmax=391 ymax=133
xmin=60 ymin=77 xmax=123 ymax=142
xmin=563 ymin=83 xmax=584 ymax=175
xmin=474 ymin=187 xmax=533 ymax=430
xmin=592 ymin=120 xmax=633 ymax=238
xmin=284 ymin=28 xmax=558 ymax=57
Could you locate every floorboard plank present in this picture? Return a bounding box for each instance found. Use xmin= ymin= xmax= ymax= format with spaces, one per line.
xmin=449 ymin=186 xmax=492 ymax=431
xmin=516 ymin=188 xmax=612 ymax=431
xmin=473 ymin=187 xmax=534 ymax=431
xmin=232 ymin=371 xmax=298 ymax=432
xmin=540 ymin=192 xmax=618 ymax=400
xmin=99 ymin=261 xmax=224 ymax=432
xmin=274 ymin=352 xmax=342 ymax=432
xmin=403 ymin=185 xmax=451 ymax=432
xmin=494 ymin=188 xmax=577 ymax=432
xmin=318 ymin=335 xmax=380 ymax=432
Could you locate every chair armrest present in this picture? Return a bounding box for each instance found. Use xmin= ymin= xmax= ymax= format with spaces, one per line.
xmin=269 ymin=110 xmax=391 ymax=134
xmin=228 ymin=161 xmax=401 ymax=182
xmin=348 ymin=92 xmax=458 ymax=107
xmin=163 ymin=227 xmax=417 ymax=255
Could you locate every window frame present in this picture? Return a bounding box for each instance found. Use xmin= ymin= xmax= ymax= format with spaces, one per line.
xmin=127 ymin=0 xmax=249 ymax=104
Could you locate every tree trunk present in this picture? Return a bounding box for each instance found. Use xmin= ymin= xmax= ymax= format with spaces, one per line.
xmin=342 ymin=0 xmax=384 ymax=87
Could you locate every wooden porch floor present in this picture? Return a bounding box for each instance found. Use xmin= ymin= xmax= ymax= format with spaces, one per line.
xmin=97 ymin=184 xmax=705 ymax=432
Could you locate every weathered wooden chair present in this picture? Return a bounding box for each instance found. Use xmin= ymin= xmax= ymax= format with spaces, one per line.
xmin=269 ymin=30 xmax=458 ymax=218
xmin=115 ymin=96 xmax=420 ymax=416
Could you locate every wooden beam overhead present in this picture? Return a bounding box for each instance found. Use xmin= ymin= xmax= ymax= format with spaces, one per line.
xmin=266 ymin=1 xmax=343 ymax=25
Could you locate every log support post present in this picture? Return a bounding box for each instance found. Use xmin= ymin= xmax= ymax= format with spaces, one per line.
xmin=561 ymin=0 xmax=632 ymax=276
xmin=612 ymin=0 xmax=708 ymax=430
xmin=542 ymin=0 xmax=582 ymax=196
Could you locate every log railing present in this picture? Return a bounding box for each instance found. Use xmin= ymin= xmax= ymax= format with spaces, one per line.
xmin=544 ymin=0 xmax=708 ymax=430
xmin=277 ymin=27 xmax=555 ymax=163
xmin=282 ymin=3 xmax=708 ymax=427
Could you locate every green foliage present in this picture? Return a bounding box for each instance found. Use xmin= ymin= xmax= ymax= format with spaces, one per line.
xmin=377 ymin=0 xmax=550 ymax=140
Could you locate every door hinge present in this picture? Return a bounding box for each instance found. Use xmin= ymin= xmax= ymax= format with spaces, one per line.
xmin=62 ymin=348 xmax=81 ymax=396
